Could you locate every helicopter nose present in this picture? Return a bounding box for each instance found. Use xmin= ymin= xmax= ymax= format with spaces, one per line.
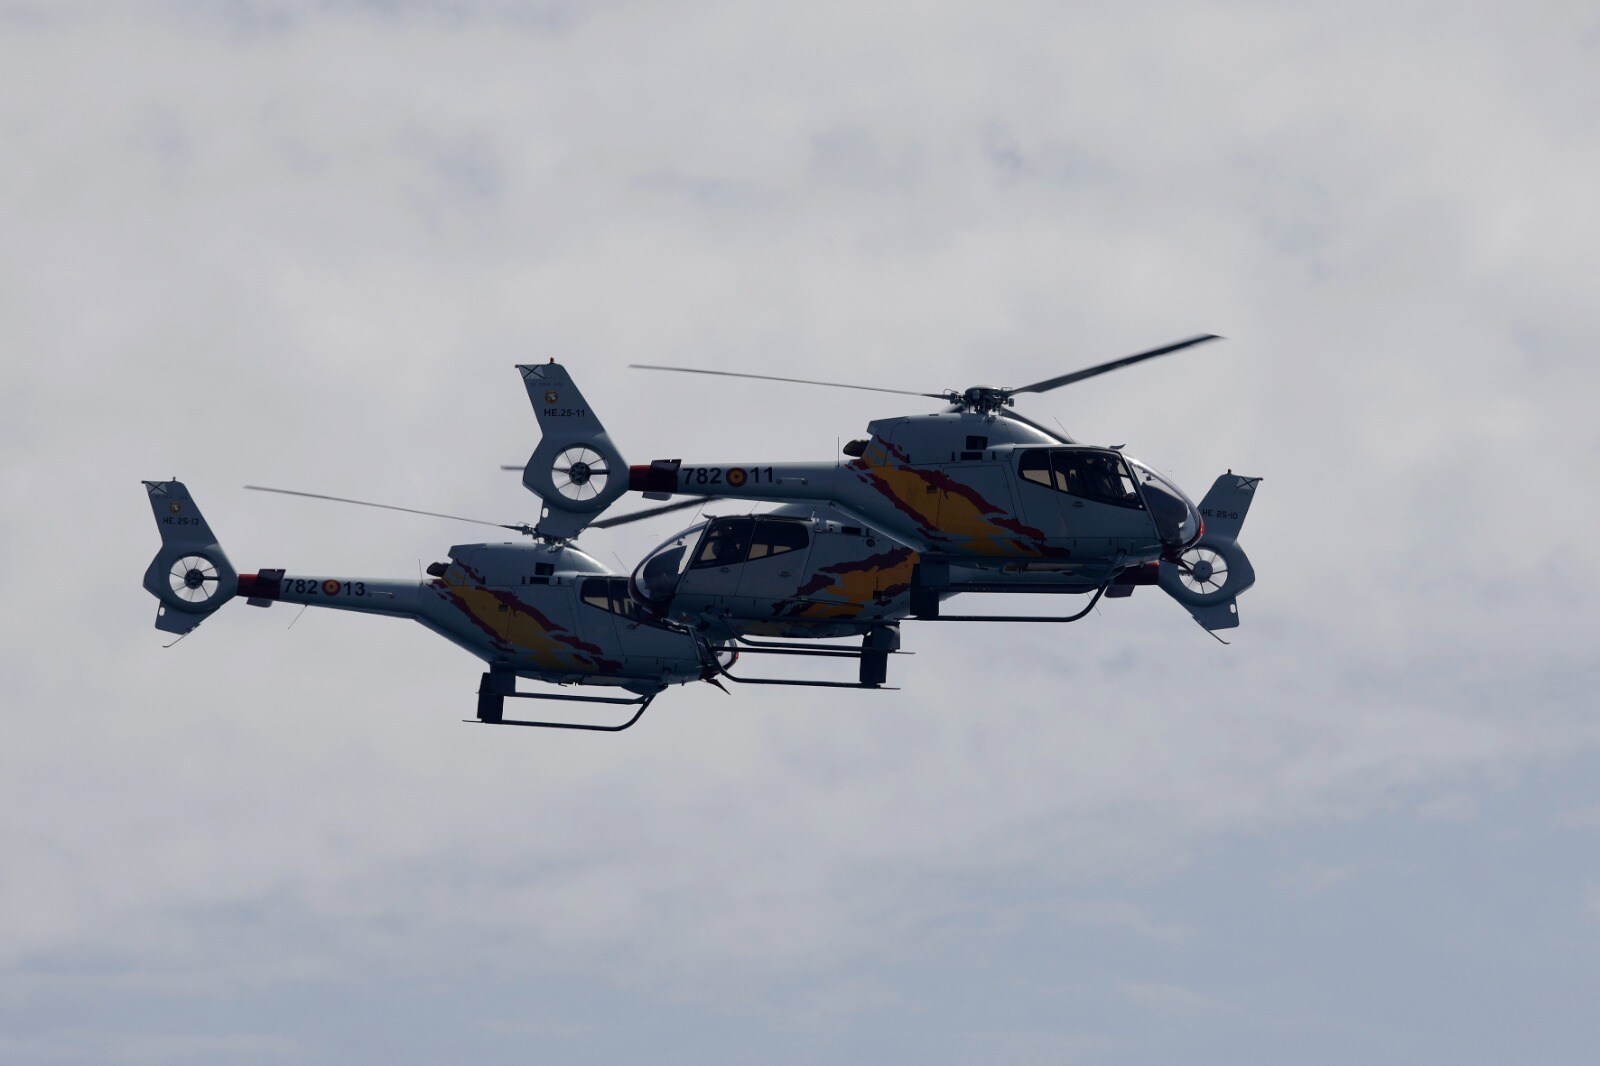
xmin=630 ymin=542 xmax=687 ymax=610
xmin=1132 ymin=463 xmax=1201 ymax=550
xmin=1159 ymin=495 xmax=1203 ymax=550
xmin=1180 ymin=499 xmax=1204 ymax=549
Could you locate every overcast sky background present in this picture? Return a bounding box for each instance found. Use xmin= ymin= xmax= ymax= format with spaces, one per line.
xmin=3 ymin=1 xmax=1599 ymax=1062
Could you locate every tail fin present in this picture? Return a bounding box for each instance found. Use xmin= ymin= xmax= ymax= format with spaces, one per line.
xmin=1158 ymin=474 xmax=1261 ymax=632
xmin=141 ymin=480 xmax=238 ymax=635
xmin=517 ymin=361 xmax=628 ymax=538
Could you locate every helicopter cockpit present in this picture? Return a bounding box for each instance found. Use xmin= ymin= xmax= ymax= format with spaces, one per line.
xmin=631 ymin=515 xmax=814 ymax=612
xmin=1014 ymin=447 xmax=1201 ymax=551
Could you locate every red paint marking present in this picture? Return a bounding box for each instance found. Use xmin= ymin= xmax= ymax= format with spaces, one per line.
xmin=237 ymin=572 xmax=282 ymax=600
xmin=629 ymin=462 xmax=681 ymax=493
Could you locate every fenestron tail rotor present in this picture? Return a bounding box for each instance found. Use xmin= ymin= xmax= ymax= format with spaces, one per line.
xmin=168 ymin=554 xmax=222 ymax=603
xmin=1173 ymin=546 xmax=1229 ymax=597
xmin=551 ymin=445 xmax=610 ymax=501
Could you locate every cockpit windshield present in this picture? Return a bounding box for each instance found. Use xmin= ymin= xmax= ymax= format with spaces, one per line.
xmin=631 ymin=522 xmax=704 ymax=606
xmin=1127 ymin=460 xmax=1201 ymax=549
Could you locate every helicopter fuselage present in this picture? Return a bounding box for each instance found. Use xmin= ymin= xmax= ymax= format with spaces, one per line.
xmin=630 ymin=411 xmax=1202 ymax=575
xmin=236 ymin=541 xmax=712 ymax=693
xmin=628 ymin=500 xmax=1172 ymax=641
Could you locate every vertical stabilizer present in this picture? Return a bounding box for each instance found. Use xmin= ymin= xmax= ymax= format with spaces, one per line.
xmin=517 ymin=362 xmax=628 ymax=538
xmin=141 ymin=480 xmax=238 ymax=635
xmin=1158 ymin=474 xmax=1261 ymax=632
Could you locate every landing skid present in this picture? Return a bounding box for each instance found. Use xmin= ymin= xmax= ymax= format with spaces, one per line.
xmin=469 ymin=670 xmax=657 ymax=732
xmin=710 ymin=626 xmax=903 ymax=689
xmin=912 ymin=583 xmax=1109 ymax=623
xmin=909 ymin=560 xmax=1115 ymax=623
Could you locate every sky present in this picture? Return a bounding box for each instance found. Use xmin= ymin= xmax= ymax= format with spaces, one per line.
xmin=3 ymin=1 xmax=1599 ymax=1061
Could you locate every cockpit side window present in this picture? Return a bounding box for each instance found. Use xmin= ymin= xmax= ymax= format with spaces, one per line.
xmin=607 ymin=577 xmax=638 ymax=621
xmin=1018 ymin=449 xmax=1052 ymax=488
xmin=580 ymin=577 xmax=611 ymax=611
xmin=1048 ymin=450 xmax=1077 ymax=494
xmin=692 ymin=517 xmax=754 ymax=569
xmin=748 ymin=519 xmax=809 ymax=560
xmin=580 ymin=576 xmax=640 ymax=620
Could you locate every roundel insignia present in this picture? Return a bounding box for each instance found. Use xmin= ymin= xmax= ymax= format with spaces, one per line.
xmin=169 ymin=501 xmax=183 ymax=514
xmin=544 ymin=389 xmax=559 ymax=404
xmin=726 ymin=467 xmax=748 ymax=488
xmin=322 ymin=579 xmax=340 ymax=596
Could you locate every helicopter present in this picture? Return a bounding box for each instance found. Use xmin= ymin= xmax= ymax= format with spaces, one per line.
xmin=520 ymin=338 xmax=1263 ymax=638
xmin=140 ymin=477 xmax=742 ymax=730
xmin=143 ymin=343 xmax=1263 ymax=724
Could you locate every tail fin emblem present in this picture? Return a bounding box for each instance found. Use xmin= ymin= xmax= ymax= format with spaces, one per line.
xmin=544 ymin=389 xmax=559 ymax=404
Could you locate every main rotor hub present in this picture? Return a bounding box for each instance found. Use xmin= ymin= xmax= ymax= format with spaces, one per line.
xmin=950 ymin=386 xmax=1016 ymax=414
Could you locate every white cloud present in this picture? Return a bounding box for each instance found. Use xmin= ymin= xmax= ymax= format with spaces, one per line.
xmin=4 ymin=1 xmax=1600 ymax=1061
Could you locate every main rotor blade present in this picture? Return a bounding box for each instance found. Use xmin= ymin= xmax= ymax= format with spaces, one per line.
xmin=629 ymin=364 xmax=942 ymax=399
xmin=244 ymin=485 xmax=534 ymax=535
xmin=589 ymin=496 xmax=718 ymax=530
xmin=1012 ymin=334 xmax=1222 ymax=395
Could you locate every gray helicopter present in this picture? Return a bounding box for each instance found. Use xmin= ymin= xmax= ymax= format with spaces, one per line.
xmin=519 ymin=340 xmax=1263 ymax=642
xmin=140 ymin=478 xmax=743 ymax=729
xmin=141 ymin=367 xmax=745 ymax=731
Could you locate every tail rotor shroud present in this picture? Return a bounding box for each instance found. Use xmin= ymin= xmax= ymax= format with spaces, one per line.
xmin=1156 ymin=474 xmax=1261 ymax=631
xmin=551 ymin=445 xmax=611 ymax=502
xmin=167 ymin=554 xmax=223 ymax=604
xmin=1174 ymin=546 xmax=1229 ymax=599
xmin=141 ymin=480 xmax=239 ymax=634
xmin=517 ymin=362 xmax=628 ymax=538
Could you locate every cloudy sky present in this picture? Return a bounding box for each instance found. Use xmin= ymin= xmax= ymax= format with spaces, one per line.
xmin=4 ymin=1 xmax=1599 ymax=1061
